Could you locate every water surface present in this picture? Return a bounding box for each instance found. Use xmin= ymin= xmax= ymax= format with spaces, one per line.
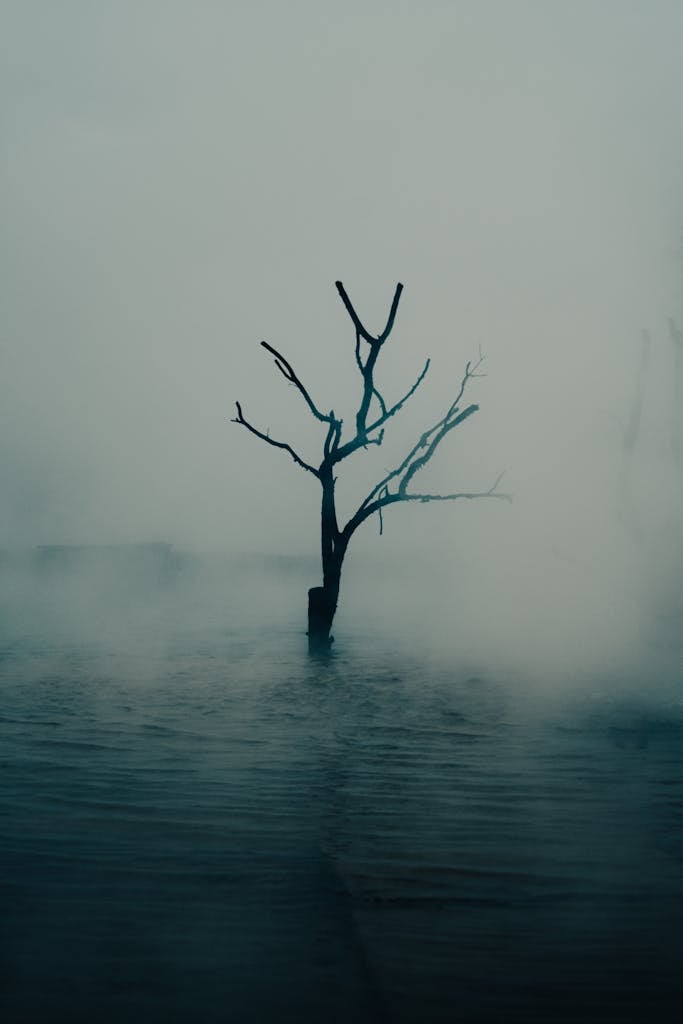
xmin=1 ymin=575 xmax=682 ymax=1022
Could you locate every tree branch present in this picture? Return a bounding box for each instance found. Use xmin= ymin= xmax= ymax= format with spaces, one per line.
xmin=326 ymin=281 xmax=423 ymax=465
xmin=367 ymin=358 xmax=430 ymax=434
xmin=260 ymin=341 xmax=333 ymax=424
xmin=335 ymin=281 xmax=403 ymax=345
xmin=443 ymin=353 xmax=485 ymax=421
xmin=377 ymin=283 xmax=404 ymax=343
xmin=338 ymin=351 xmax=505 ymax=542
xmin=232 ymin=402 xmax=320 ymax=477
xmin=329 ymin=358 xmax=431 ymax=466
xmin=354 ymin=330 xmax=363 ymax=373
xmin=372 ymin=382 xmax=387 ymax=419
xmin=323 ymin=412 xmax=343 ymax=460
xmin=398 ymin=404 xmax=478 ymax=494
xmin=358 ymin=356 xmax=483 ymax=511
xmin=342 ymin=473 xmax=511 ymax=541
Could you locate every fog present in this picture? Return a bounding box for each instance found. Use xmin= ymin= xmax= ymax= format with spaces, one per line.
xmin=2 ymin=1 xmax=683 ymax=678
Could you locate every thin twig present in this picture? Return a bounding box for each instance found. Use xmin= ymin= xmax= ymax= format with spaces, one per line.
xmin=232 ymin=402 xmax=320 ymax=477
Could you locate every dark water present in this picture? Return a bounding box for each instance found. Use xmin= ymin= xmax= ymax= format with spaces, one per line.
xmin=1 ymin=580 xmax=682 ymax=1022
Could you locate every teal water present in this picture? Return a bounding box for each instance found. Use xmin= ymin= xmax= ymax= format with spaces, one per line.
xmin=1 ymin=576 xmax=682 ymax=1022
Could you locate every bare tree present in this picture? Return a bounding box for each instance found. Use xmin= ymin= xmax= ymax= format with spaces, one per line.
xmin=233 ymin=282 xmax=509 ymax=650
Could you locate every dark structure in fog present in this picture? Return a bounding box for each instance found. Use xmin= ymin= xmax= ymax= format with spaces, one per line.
xmin=33 ymin=543 xmax=180 ymax=587
xmin=233 ymin=282 xmax=509 ymax=650
xmin=668 ymin=317 xmax=683 ymax=481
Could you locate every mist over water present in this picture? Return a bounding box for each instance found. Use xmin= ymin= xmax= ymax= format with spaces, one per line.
xmin=2 ymin=548 xmax=682 ymax=1021
xmin=2 ymin=1 xmax=683 ymax=1020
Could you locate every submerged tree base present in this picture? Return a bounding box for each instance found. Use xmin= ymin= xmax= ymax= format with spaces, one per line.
xmin=307 ymin=586 xmax=335 ymax=652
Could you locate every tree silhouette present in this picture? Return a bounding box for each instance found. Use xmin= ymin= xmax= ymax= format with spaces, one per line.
xmin=233 ymin=282 xmax=509 ymax=650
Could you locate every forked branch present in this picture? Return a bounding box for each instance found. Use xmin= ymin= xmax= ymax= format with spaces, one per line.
xmin=260 ymin=341 xmax=333 ymax=424
xmin=335 ymin=281 xmax=403 ymax=346
xmin=234 ymin=336 xmax=344 ymax=473
xmin=334 ymin=282 xmax=404 ymax=450
xmin=343 ymin=354 xmax=509 ymax=539
xmin=329 ymin=281 xmax=432 ymax=464
xmin=360 ymin=355 xmax=484 ymax=509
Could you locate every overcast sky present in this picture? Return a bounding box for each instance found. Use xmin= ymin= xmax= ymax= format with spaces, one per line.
xmin=2 ymin=0 xmax=682 ymax=638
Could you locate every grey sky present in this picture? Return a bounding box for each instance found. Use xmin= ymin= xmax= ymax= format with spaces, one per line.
xmin=2 ymin=0 xmax=682 ymax=616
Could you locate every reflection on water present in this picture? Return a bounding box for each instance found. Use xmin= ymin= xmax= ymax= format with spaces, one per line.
xmin=1 ymin=615 xmax=682 ymax=1022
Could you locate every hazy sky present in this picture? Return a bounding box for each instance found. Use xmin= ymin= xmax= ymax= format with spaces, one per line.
xmin=2 ymin=0 xmax=682 ymax=600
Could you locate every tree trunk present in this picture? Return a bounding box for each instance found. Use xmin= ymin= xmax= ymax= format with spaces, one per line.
xmin=307 ymin=585 xmax=337 ymax=651
xmin=307 ymin=465 xmax=345 ymax=652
